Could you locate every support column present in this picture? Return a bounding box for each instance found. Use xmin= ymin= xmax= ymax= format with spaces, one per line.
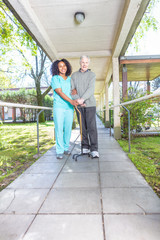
xmin=2 ymin=107 xmax=5 ymax=121
xmin=122 ymin=64 xmax=128 ymax=100
xmin=100 ymin=94 xmax=102 ymax=111
xmin=105 ymin=82 xmax=110 ymax=127
xmin=122 ymin=64 xmax=128 ymax=132
xmin=146 ymin=66 xmax=150 ymax=95
xmin=101 ymin=94 xmax=103 ymax=111
xmin=112 ymin=57 xmax=121 ymax=139
xmin=147 ymin=80 xmax=150 ymax=95
xmin=12 ymin=107 xmax=16 ymax=122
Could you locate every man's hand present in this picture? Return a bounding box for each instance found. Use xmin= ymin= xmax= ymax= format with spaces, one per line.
xmin=80 ymin=103 xmax=86 ymax=107
xmin=71 ymin=89 xmax=77 ymax=95
xmin=77 ymin=98 xmax=84 ymax=105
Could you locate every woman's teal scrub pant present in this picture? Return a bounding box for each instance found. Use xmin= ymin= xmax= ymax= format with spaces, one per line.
xmin=53 ymin=108 xmax=74 ymax=154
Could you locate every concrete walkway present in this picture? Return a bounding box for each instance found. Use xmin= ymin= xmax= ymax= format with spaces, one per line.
xmin=0 ymin=117 xmax=160 ymax=240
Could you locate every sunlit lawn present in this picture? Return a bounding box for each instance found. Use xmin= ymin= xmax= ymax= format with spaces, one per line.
xmin=0 ymin=121 xmax=55 ymax=190
xmin=118 ymin=136 xmax=160 ymax=197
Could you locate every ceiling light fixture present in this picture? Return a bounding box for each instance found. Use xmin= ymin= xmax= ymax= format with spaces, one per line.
xmin=74 ymin=12 xmax=85 ymax=24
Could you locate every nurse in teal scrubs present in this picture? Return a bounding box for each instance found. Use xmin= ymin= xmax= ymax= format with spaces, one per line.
xmin=50 ymin=59 xmax=78 ymax=159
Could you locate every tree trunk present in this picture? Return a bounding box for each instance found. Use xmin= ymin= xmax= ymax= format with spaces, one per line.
xmin=36 ymin=83 xmax=45 ymax=123
xmin=30 ymin=47 xmax=49 ymax=123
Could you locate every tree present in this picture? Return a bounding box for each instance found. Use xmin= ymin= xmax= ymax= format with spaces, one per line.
xmin=0 ymin=0 xmax=52 ymax=122
xmin=120 ymin=89 xmax=154 ymax=138
xmin=128 ymin=0 xmax=160 ymax=52
xmin=43 ymin=95 xmax=53 ymax=121
xmin=0 ymin=72 xmax=13 ymax=89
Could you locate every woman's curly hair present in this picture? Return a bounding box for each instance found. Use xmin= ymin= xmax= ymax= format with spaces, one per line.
xmin=50 ymin=59 xmax=72 ymax=76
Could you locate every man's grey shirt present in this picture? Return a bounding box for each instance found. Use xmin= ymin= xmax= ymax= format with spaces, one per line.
xmin=71 ymin=70 xmax=96 ymax=107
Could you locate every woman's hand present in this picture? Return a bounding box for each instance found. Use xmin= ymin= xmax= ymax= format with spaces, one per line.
xmin=71 ymin=100 xmax=79 ymax=106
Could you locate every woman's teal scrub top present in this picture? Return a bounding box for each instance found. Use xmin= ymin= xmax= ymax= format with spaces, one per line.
xmin=51 ymin=75 xmax=74 ymax=110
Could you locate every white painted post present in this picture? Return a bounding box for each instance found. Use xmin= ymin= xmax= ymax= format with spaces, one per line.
xmin=105 ymin=82 xmax=110 ymax=127
xmin=112 ymin=57 xmax=121 ymax=139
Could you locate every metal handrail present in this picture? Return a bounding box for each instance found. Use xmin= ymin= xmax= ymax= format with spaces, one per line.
xmin=110 ymin=89 xmax=160 ymax=109
xmin=0 ymin=101 xmax=52 ymax=110
xmin=122 ymin=106 xmax=131 ymax=152
xmin=109 ymin=89 xmax=160 ymax=152
xmin=0 ymin=101 xmax=53 ymax=155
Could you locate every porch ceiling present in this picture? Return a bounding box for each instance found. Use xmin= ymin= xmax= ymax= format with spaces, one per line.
xmin=4 ymin=0 xmax=150 ymax=96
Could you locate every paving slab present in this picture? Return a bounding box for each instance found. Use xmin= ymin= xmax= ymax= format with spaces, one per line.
xmin=99 ymin=152 xmax=129 ymax=161
xmin=23 ymin=215 xmax=104 ymax=240
xmin=104 ymin=215 xmax=160 ymax=240
xmin=99 ymin=161 xmax=138 ymax=172
xmin=0 ymin=189 xmax=48 ymax=214
xmin=54 ymin=173 xmax=99 ymax=188
xmin=0 ymin=215 xmax=35 ymax=240
xmin=101 ymin=172 xmax=148 ymax=188
xmin=98 ymin=142 xmax=121 ymax=149
xmin=42 ymin=147 xmax=56 ymax=156
xmin=62 ymin=161 xmax=99 ymax=173
xmin=40 ymin=188 xmax=101 ymax=213
xmin=68 ymin=153 xmax=98 ymax=162
xmin=102 ymin=187 xmax=160 ymax=214
xmin=7 ymin=173 xmax=58 ymax=189
xmin=0 ymin=189 xmax=15 ymax=213
xmin=98 ymin=136 xmax=111 ymax=139
xmin=25 ymin=162 xmax=64 ymax=174
xmin=36 ymin=155 xmax=66 ymax=163
xmin=99 ymin=148 xmax=127 ymax=154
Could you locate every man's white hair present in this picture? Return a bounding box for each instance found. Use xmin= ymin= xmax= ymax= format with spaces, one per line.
xmin=80 ymin=55 xmax=90 ymax=63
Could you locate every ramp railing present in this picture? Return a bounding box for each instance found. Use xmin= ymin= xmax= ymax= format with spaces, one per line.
xmin=0 ymin=101 xmax=53 ymax=155
xmin=110 ymin=89 xmax=160 ymax=152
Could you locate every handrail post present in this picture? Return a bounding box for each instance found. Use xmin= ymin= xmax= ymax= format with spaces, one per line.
xmin=109 ymin=109 xmax=111 ymax=136
xmin=37 ymin=110 xmax=44 ymax=155
xmin=122 ymin=106 xmax=131 ymax=153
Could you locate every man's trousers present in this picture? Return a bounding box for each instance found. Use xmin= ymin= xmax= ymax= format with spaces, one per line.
xmin=76 ymin=106 xmax=98 ymax=151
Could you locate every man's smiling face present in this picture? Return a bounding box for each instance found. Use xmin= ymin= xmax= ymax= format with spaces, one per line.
xmin=80 ymin=57 xmax=89 ymax=72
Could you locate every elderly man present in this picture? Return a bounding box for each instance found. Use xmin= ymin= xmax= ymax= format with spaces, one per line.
xmin=71 ymin=55 xmax=99 ymax=158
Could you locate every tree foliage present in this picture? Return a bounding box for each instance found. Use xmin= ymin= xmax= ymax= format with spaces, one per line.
xmin=120 ymin=88 xmax=154 ymax=138
xmin=152 ymin=76 xmax=160 ymax=90
xmin=0 ymin=0 xmax=37 ymax=77
xmin=129 ymin=0 xmax=160 ymax=52
xmin=0 ymin=0 xmax=52 ymax=122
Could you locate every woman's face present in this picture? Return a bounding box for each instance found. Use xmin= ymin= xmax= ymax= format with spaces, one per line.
xmin=58 ymin=61 xmax=67 ymax=75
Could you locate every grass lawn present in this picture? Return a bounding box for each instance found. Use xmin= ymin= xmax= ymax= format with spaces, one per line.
xmin=0 ymin=121 xmax=55 ymax=190
xmin=118 ymin=136 xmax=160 ymax=197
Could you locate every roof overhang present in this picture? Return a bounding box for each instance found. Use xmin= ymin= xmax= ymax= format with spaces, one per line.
xmin=120 ymin=55 xmax=160 ymax=82
xmin=3 ymin=0 xmax=151 ymax=97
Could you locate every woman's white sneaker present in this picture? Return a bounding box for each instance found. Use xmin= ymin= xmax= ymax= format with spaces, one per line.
xmin=56 ymin=154 xmax=63 ymax=159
